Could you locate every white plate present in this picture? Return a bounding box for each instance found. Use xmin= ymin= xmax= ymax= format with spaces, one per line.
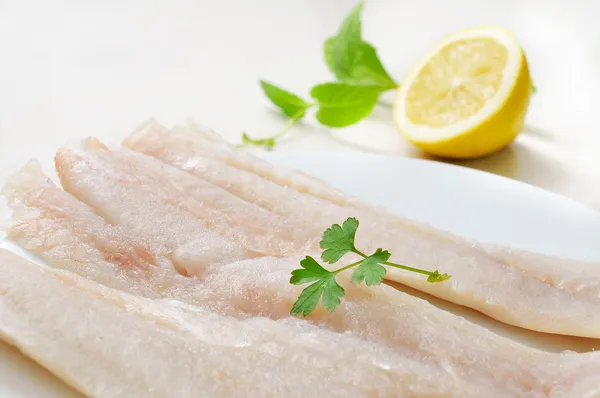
xmin=2 ymin=153 xmax=600 ymax=397
xmin=262 ymin=153 xmax=600 ymax=262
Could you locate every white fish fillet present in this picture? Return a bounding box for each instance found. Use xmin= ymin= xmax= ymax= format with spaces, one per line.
xmin=55 ymin=138 xmax=316 ymax=269
xmin=1 ymin=160 xmax=183 ymax=296
xmin=166 ymin=119 xmax=361 ymax=208
xmin=5 ymin=159 xmax=600 ymax=396
xmin=123 ymin=120 xmax=600 ymax=338
xmin=1 ymin=249 xmax=480 ymax=398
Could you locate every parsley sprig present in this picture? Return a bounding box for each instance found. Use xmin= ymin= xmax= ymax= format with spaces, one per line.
xmin=290 ymin=218 xmax=450 ymax=317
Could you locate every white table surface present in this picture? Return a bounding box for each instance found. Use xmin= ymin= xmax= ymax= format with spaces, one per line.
xmin=1 ymin=0 xmax=599 ymax=206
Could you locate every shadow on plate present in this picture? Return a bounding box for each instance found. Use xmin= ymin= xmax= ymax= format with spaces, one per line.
xmin=0 ymin=341 xmax=82 ymax=397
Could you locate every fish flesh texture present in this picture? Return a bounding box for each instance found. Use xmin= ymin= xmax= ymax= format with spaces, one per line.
xmin=1 ymin=249 xmax=480 ymax=398
xmin=55 ymin=138 xmax=316 ymax=266
xmin=124 ymin=119 xmax=366 ymax=215
xmin=122 ymin=120 xmax=600 ymax=338
xmin=2 ymin=160 xmax=177 ymax=296
xmin=5 ymin=158 xmax=600 ymax=396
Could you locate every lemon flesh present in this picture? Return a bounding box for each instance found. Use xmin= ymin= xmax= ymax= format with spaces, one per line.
xmin=394 ymin=27 xmax=531 ymax=159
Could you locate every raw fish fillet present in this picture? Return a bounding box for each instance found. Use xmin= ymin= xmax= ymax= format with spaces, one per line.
xmin=2 ymin=160 xmax=180 ymax=296
xmin=55 ymin=138 xmax=316 ymax=269
xmin=125 ymin=119 xmax=365 ymax=215
xmin=0 ymin=249 xmax=477 ymax=398
xmin=123 ymin=120 xmax=600 ymax=338
xmin=5 ymin=160 xmax=600 ymax=396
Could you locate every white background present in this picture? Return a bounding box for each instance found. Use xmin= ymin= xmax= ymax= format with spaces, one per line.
xmin=1 ymin=0 xmax=600 ymax=204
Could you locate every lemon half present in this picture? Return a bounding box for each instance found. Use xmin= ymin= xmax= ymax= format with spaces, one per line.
xmin=394 ymin=27 xmax=531 ymax=159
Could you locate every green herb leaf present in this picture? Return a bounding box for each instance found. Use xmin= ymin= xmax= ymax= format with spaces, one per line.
xmin=320 ymin=217 xmax=359 ymax=263
xmin=325 ymin=39 xmax=397 ymax=89
xmin=310 ymin=83 xmax=381 ymax=127
xmin=325 ymin=2 xmax=364 ymax=83
xmin=290 ymin=275 xmax=345 ymax=316
xmin=320 ymin=277 xmax=346 ymax=311
xmin=290 ymin=280 xmax=323 ymax=316
xmin=254 ymin=1 xmax=398 ymax=150
xmin=350 ymin=248 xmax=390 ymax=286
xmin=290 ymin=217 xmax=451 ymax=316
xmin=351 ymin=41 xmax=397 ymax=89
xmin=238 ymin=105 xmax=310 ymax=150
xmin=260 ymin=80 xmax=312 ymax=118
xmin=290 ymin=256 xmax=333 ymax=285
xmin=239 ymin=133 xmax=276 ymax=150
xmin=427 ymin=270 xmax=451 ymax=283
xmin=323 ymin=1 xmax=397 ymax=89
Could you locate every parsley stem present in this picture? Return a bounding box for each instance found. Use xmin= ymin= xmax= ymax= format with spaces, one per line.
xmin=333 ymin=259 xmax=364 ymax=274
xmin=354 ymin=248 xmax=436 ymax=276
xmin=352 ymin=249 xmax=368 ymax=258
xmin=383 ymin=261 xmax=435 ymax=276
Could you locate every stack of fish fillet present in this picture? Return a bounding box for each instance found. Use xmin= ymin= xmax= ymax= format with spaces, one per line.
xmin=1 ymin=119 xmax=600 ymax=397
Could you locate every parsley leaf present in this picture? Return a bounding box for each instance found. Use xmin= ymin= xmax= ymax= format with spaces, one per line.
xmin=320 ymin=277 xmax=345 ymax=312
xmin=350 ymin=248 xmax=390 ymax=286
xmin=290 ymin=217 xmax=451 ymax=317
xmin=310 ymin=83 xmax=381 ymax=127
xmin=260 ymin=80 xmax=313 ymax=118
xmin=290 ymin=266 xmax=345 ymax=317
xmin=427 ymin=270 xmax=451 ymax=283
xmin=320 ymin=217 xmax=359 ymax=263
xmin=290 ymin=280 xmax=324 ymax=316
xmin=290 ymin=256 xmax=333 ymax=285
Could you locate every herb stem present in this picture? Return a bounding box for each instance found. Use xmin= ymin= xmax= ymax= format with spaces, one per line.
xmin=356 ymin=247 xmax=434 ymax=276
xmin=333 ymin=259 xmax=364 ymax=274
xmin=383 ymin=261 xmax=435 ymax=276
xmin=237 ymin=106 xmax=314 ymax=149
xmin=272 ymin=107 xmax=312 ymax=140
xmin=354 ymin=245 xmax=438 ymax=276
xmin=352 ymin=249 xmax=368 ymax=258
xmin=376 ymin=100 xmax=393 ymax=108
